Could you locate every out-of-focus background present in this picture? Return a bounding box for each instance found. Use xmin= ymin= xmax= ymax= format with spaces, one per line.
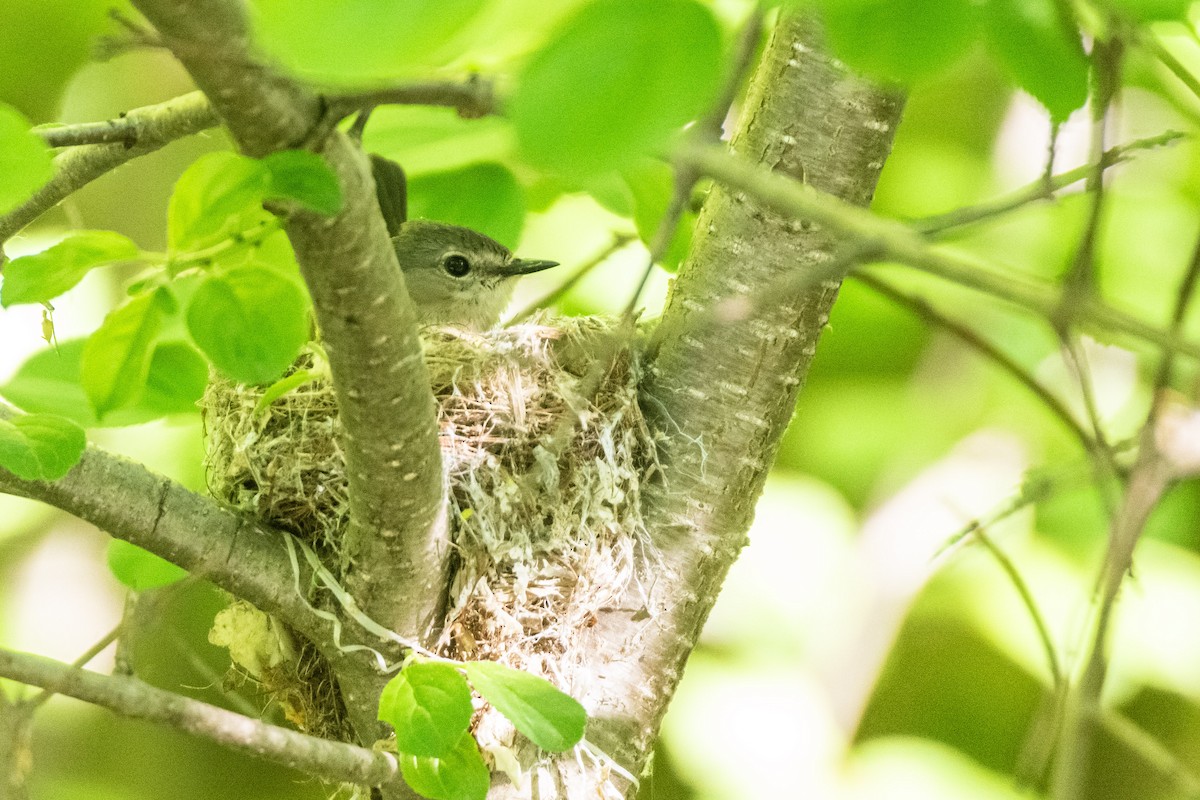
xmin=4 ymin=1 xmax=1200 ymax=799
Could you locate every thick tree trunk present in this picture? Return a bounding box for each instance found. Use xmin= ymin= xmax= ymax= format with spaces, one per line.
xmin=559 ymin=13 xmax=905 ymax=795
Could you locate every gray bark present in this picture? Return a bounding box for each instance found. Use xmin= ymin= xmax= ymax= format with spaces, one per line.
xmin=573 ymin=12 xmax=904 ymax=787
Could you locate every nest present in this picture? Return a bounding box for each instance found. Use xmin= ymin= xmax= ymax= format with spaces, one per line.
xmin=202 ymin=315 xmax=656 ymax=746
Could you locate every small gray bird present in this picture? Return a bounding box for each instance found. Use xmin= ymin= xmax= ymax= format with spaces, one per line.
xmin=371 ymin=153 xmax=557 ymax=330
xmin=392 ymin=220 xmax=558 ymax=330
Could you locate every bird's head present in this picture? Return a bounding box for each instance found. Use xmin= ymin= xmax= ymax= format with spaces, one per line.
xmin=392 ymin=220 xmax=558 ymax=329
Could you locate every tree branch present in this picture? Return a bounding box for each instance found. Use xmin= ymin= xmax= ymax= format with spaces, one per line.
xmin=675 ymin=142 xmax=1200 ymax=361
xmin=322 ymin=78 xmax=497 ymax=122
xmin=0 ymin=648 xmax=397 ymax=787
xmin=913 ymin=130 xmax=1185 ymax=235
xmin=130 ymin=0 xmax=449 ymax=645
xmin=0 ymin=434 xmax=324 ymax=644
xmin=576 ymin=13 xmax=905 ymax=780
xmin=0 ymin=91 xmax=218 ymax=247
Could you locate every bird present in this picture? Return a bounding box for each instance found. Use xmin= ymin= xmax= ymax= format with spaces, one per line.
xmin=391 ymin=220 xmax=558 ymax=330
xmin=370 ymin=154 xmax=557 ymax=330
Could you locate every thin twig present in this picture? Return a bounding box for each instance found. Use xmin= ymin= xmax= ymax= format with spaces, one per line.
xmin=854 ymin=273 xmax=1095 ymax=458
xmin=913 ymin=130 xmax=1184 ymax=235
xmin=622 ymin=170 xmax=696 ymax=320
xmin=973 ymin=526 xmax=1063 ymax=687
xmin=507 ymin=234 xmax=633 ymax=324
xmin=1135 ymin=25 xmax=1200 ymax=104
xmin=0 ymin=92 xmax=218 ymax=246
xmin=0 ymin=648 xmax=398 ymax=787
xmin=1052 ymin=430 xmax=1174 ymax=800
xmin=1057 ymin=339 xmax=1124 ymax=515
xmin=322 ymin=77 xmax=496 ymax=122
xmin=676 ymin=141 xmax=1200 ymax=360
xmin=1151 ymin=229 xmax=1200 ymax=405
xmin=5 ymin=78 xmax=498 ymax=247
xmin=24 ymin=625 xmax=121 ymax=711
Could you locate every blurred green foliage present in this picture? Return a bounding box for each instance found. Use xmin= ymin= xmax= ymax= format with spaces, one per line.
xmin=3 ymin=1 xmax=1200 ymax=799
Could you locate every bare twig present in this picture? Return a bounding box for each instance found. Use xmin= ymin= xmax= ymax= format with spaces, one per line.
xmin=971 ymin=527 xmax=1063 ymax=687
xmin=914 ymin=131 xmax=1185 ymax=235
xmin=676 ymin=141 xmax=1200 ymax=360
xmin=854 ymin=273 xmax=1095 ymax=458
xmin=1134 ymin=25 xmax=1200 ymax=104
xmin=322 ymin=77 xmax=496 ymax=122
xmin=5 ymin=76 xmax=499 ymax=246
xmin=1151 ymin=229 xmax=1200 ymax=403
xmin=507 ymin=234 xmax=634 ymax=324
xmin=0 ymin=648 xmax=398 ymax=787
xmin=1052 ymin=428 xmax=1174 ymax=800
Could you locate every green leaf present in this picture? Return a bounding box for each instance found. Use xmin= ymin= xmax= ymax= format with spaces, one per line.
xmin=379 ymin=662 xmax=474 ymax=758
xmin=510 ymin=0 xmax=724 ymax=177
xmin=186 ymin=265 xmax=309 ymax=385
xmin=363 ymin=107 xmax=516 ymax=178
xmin=168 ymin=152 xmax=270 ymax=251
xmin=819 ymin=0 xmax=979 ymax=85
xmin=81 ymin=290 xmax=173 ymax=419
xmin=398 ymin=731 xmax=490 ymax=800
xmin=141 ymin=341 xmax=209 ymax=416
xmin=622 ymin=160 xmax=694 ymax=272
xmin=409 ymin=164 xmax=526 ymax=249
xmin=262 ymin=150 xmax=343 ymax=215
xmin=2 ymin=339 xmax=205 ymax=427
xmin=463 ymin=661 xmax=586 ymax=752
xmin=0 ymin=103 xmax=53 ymax=215
xmin=106 ymin=540 xmax=188 ymax=591
xmin=250 ymin=0 xmax=486 ymax=82
xmin=0 ymin=413 xmax=85 ymax=481
xmin=1110 ymin=0 xmax=1194 ymax=22
xmin=1 ymin=231 xmax=140 ymax=307
xmin=982 ymin=0 xmax=1088 ymax=122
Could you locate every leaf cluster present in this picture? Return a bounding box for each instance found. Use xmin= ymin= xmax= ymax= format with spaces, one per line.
xmin=377 ymin=659 xmax=586 ymax=800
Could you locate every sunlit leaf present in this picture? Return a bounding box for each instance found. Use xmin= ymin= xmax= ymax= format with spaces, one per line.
xmin=186 ymin=265 xmax=309 ymax=385
xmin=250 ymin=0 xmax=486 ymax=82
xmin=982 ymin=0 xmax=1088 ymax=122
xmin=379 ymin=662 xmax=474 ymax=758
xmin=0 ymin=413 xmax=85 ymax=481
xmin=818 ymin=0 xmax=979 ymax=85
xmin=168 ymin=152 xmax=270 ymax=251
xmin=3 ymin=337 xmax=205 ymax=428
xmin=262 ymin=150 xmax=343 ymax=215
xmin=409 ymin=163 xmax=525 ymax=249
xmin=1110 ymin=0 xmax=1194 ymax=22
xmin=363 ymin=107 xmax=515 ymax=178
xmin=107 ymin=539 xmax=188 ymax=591
xmin=463 ymin=661 xmax=586 ymax=752
xmin=510 ymin=0 xmax=723 ymax=177
xmin=1 ymin=231 xmax=139 ymax=307
xmin=0 ymin=102 xmax=53 ymax=215
xmin=81 ymin=289 xmax=174 ymax=419
xmin=398 ymin=731 xmax=490 ymax=800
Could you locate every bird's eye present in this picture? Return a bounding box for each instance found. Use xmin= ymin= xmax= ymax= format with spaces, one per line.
xmin=443 ymin=254 xmax=471 ymax=277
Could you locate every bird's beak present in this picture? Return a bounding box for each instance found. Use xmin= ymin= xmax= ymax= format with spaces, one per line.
xmin=499 ymin=258 xmax=560 ymax=276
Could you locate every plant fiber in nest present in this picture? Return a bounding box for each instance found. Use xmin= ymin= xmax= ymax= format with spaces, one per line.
xmin=202 ymin=315 xmax=656 ymax=731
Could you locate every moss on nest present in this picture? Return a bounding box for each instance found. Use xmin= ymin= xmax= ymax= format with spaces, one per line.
xmin=202 ymin=315 xmax=656 ymax=740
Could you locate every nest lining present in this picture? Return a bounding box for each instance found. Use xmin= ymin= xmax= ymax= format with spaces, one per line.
xmin=203 ymin=315 xmax=656 ymax=745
